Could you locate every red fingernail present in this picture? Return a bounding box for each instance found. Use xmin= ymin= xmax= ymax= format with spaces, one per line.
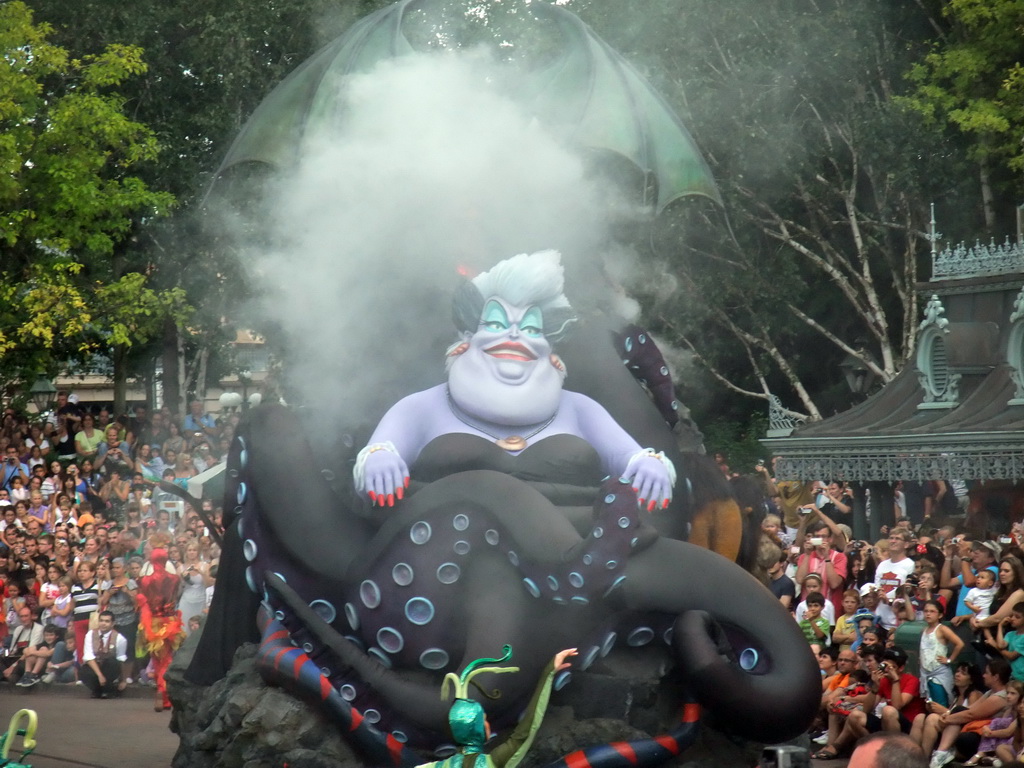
xmin=404 ymin=476 xmax=410 ymax=489
xmin=647 ymin=500 xmax=656 ymax=512
xmin=369 ymin=491 xmax=376 ymax=501
xmin=638 ymin=497 xmax=645 ymax=506
xmin=633 ymin=487 xmax=639 ymax=493
xmin=662 ymin=499 xmax=669 ymax=509
xmin=397 ymin=487 xmax=404 ymax=501
xmin=387 ymin=494 xmax=394 ymax=507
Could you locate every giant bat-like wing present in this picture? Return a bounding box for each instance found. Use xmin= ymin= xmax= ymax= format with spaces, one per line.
xmin=206 ymin=0 xmax=720 ymax=213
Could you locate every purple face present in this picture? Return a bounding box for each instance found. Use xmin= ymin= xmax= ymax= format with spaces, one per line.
xmin=448 ymin=298 xmax=562 ymax=425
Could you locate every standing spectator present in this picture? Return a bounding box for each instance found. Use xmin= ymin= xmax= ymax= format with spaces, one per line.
xmin=861 ymin=584 xmax=900 ymax=633
xmin=70 ymin=560 xmax=100 ymax=665
xmin=797 ymin=519 xmax=849 ymax=613
xmin=96 ymin=426 xmax=132 ymax=475
xmin=1 ymin=445 xmax=29 ymax=494
xmin=177 ymin=542 xmax=210 ymax=634
xmin=919 ymin=599 xmax=964 ymax=706
xmin=819 ymin=481 xmax=854 ymax=520
xmin=876 ymin=531 xmax=917 ymax=600
xmin=79 ymin=610 xmax=130 ymax=698
xmin=767 ymin=552 xmax=795 ymax=610
xmin=74 ymin=413 xmax=103 ymax=463
xmin=834 ymin=589 xmax=863 ymax=651
xmin=977 ymin=557 xmax=1024 ymax=632
xmin=902 ymin=480 xmax=937 ymax=526
xmin=99 ymin=557 xmax=138 ymax=681
xmin=162 ymin=422 xmax=187 ymax=457
xmin=799 ymin=592 xmax=832 ymax=654
xmin=183 ymin=400 xmax=219 ymax=441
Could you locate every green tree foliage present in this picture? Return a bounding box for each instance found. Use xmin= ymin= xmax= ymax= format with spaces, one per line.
xmin=570 ymin=0 xmax=980 ymax=422
xmin=0 ymin=1 xmax=182 ymax=395
xmin=907 ymin=0 xmax=1024 ymax=175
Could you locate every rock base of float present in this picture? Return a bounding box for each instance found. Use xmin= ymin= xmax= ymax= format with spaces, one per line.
xmin=168 ymin=639 xmax=793 ymax=768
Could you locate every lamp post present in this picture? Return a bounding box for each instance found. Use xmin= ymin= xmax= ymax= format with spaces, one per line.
xmin=839 ymin=350 xmax=877 ymax=398
xmin=28 ymin=376 xmax=56 ymax=415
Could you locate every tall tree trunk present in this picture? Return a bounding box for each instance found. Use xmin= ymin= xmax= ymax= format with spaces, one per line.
xmin=161 ymin=317 xmax=180 ymax=415
xmin=112 ymin=343 xmax=128 ymax=417
xmin=980 ymin=159 xmax=996 ymax=233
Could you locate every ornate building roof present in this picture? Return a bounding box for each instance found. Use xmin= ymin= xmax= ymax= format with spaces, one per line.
xmin=763 ymin=236 xmax=1024 ymax=482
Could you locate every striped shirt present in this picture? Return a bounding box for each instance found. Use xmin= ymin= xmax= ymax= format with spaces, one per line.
xmin=71 ymin=581 xmax=100 ymax=620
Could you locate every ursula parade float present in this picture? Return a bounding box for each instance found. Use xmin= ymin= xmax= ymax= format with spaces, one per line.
xmin=175 ymin=2 xmax=820 ymax=767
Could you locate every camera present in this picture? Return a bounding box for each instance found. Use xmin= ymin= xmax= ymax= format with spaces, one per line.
xmin=808 ymin=537 xmax=825 ymax=547
xmin=851 ymin=540 xmax=865 ymax=550
xmin=906 ymin=574 xmax=920 ymax=587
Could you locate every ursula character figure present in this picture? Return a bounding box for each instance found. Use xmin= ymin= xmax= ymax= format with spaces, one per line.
xmin=355 ymin=250 xmax=675 ymax=513
xmin=196 ymin=248 xmax=819 ymax=768
xmin=418 ymin=645 xmax=577 ymax=768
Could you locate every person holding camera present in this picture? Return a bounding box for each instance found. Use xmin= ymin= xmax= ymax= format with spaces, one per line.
xmin=815 ymin=649 xmax=926 ymax=760
xmin=796 ymin=518 xmax=849 ymax=614
xmin=1 ymin=607 xmax=43 ymax=684
xmin=96 ymin=425 xmax=132 ymax=474
xmin=1 ymin=446 xmax=29 ymax=496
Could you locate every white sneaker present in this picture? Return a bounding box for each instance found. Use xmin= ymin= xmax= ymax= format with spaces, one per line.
xmin=931 ymin=751 xmax=954 ymax=768
xmin=812 ymin=733 xmax=829 ymax=745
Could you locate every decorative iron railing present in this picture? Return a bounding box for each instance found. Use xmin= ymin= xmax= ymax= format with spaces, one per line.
xmin=932 ymin=237 xmax=1024 ymax=281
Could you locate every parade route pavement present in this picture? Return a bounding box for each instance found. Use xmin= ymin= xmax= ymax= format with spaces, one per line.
xmin=0 ymin=687 xmax=178 ymax=768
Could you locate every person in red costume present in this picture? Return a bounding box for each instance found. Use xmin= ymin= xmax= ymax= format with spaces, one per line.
xmin=137 ymin=548 xmax=184 ymax=711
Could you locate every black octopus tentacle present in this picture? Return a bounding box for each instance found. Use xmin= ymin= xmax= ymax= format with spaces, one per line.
xmin=620 ymin=539 xmax=820 ymax=742
xmin=541 ymin=696 xmax=701 ymax=768
xmin=255 ymin=601 xmax=420 ymax=766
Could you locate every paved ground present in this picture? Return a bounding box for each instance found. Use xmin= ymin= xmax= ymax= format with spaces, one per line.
xmin=0 ymin=685 xmax=178 ymax=768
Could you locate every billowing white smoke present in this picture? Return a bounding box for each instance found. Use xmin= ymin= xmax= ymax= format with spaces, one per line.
xmin=245 ymin=49 xmax=626 ymax=432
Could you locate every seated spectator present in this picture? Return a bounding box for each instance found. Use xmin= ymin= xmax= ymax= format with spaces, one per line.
xmin=994 ymin=601 xmax=1024 ymax=681
xmin=0 ymin=606 xmax=43 ymax=684
xmin=815 ymin=648 xmax=925 ymax=760
xmin=924 ymin=658 xmax=1011 ymax=768
xmin=960 ymin=680 xmax=1023 ymax=766
xmin=848 ymin=732 xmax=927 ymax=768
xmin=42 ymin=627 xmax=77 ymax=683
xmin=16 ymin=623 xmax=63 ymax=687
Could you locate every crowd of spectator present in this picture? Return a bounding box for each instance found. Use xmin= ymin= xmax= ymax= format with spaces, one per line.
xmin=0 ymin=392 xmax=227 ymax=707
xmin=744 ymin=460 xmax=1024 ymax=767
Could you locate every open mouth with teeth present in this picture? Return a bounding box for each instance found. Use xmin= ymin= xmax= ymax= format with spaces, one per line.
xmin=484 ymin=342 xmax=537 ymax=361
